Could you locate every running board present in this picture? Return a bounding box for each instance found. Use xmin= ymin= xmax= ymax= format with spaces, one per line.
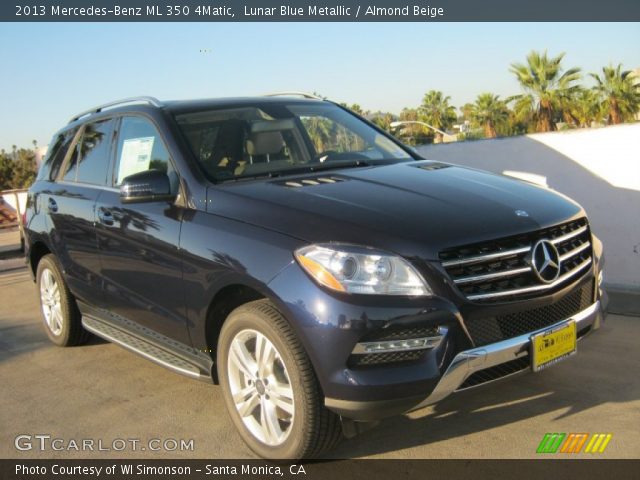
xmin=82 ymin=316 xmax=206 ymax=380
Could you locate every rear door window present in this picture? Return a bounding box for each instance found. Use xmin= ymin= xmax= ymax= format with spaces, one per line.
xmin=76 ymin=119 xmax=115 ymax=186
xmin=38 ymin=128 xmax=77 ymax=181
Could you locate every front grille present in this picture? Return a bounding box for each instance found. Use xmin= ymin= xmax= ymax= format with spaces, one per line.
xmin=348 ymin=349 xmax=426 ymax=368
xmin=440 ymin=218 xmax=592 ymax=302
xmin=458 ymin=356 xmax=530 ymax=389
xmin=458 ymin=323 xmax=593 ymax=389
xmin=467 ymin=281 xmax=594 ymax=346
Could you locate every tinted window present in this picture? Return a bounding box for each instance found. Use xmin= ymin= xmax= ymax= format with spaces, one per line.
xmin=174 ymin=103 xmax=411 ymax=182
xmin=76 ymin=119 xmax=114 ymax=185
xmin=113 ymin=116 xmax=177 ymax=193
xmin=38 ymin=128 xmax=77 ymax=181
xmin=62 ymin=139 xmax=79 ymax=182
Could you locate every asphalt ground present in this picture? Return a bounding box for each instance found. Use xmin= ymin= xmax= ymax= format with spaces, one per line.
xmin=0 ymin=266 xmax=638 ymax=459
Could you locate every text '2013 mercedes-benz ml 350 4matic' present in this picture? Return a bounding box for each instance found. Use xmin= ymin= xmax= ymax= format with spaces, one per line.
xmin=24 ymin=93 xmax=607 ymax=459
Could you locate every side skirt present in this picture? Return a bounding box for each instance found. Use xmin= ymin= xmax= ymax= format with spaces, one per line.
xmin=80 ymin=307 xmax=213 ymax=383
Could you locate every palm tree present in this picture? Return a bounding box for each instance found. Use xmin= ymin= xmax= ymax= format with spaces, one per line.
xmin=590 ymin=64 xmax=640 ymax=125
xmin=470 ymin=93 xmax=509 ymax=138
xmin=370 ymin=112 xmax=396 ymax=132
xmin=419 ymin=90 xmax=457 ymax=143
xmin=509 ymin=51 xmax=581 ymax=132
xmin=302 ymin=116 xmax=334 ymax=153
xmin=565 ymin=88 xmax=604 ymax=128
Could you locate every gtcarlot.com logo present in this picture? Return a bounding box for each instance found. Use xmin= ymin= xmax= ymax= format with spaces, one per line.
xmin=536 ymin=433 xmax=612 ymax=454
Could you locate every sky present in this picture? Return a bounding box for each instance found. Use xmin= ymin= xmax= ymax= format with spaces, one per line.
xmin=1 ymin=22 xmax=639 ymax=150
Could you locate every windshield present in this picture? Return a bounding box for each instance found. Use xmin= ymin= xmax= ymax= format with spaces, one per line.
xmin=174 ymin=102 xmax=412 ymax=181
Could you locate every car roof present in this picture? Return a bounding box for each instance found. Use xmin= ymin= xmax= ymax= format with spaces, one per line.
xmin=66 ymin=96 xmax=329 ymax=128
xmin=163 ymin=96 xmax=326 ymax=115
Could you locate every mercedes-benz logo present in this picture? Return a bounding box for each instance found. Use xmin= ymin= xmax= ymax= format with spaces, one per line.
xmin=531 ymin=239 xmax=561 ymax=283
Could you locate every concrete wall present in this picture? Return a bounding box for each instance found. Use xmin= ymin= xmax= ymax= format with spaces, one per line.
xmin=1 ymin=191 xmax=27 ymax=216
xmin=416 ymin=123 xmax=640 ymax=293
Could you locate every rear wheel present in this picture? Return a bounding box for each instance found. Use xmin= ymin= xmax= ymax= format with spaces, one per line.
xmin=36 ymin=254 xmax=89 ymax=346
xmin=217 ymin=300 xmax=342 ymax=459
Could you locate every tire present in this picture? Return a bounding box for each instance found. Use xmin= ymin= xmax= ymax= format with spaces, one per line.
xmin=217 ymin=299 xmax=342 ymax=459
xmin=36 ymin=254 xmax=89 ymax=347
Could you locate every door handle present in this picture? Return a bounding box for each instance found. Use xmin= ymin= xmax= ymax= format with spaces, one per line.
xmin=47 ymin=198 xmax=58 ymax=213
xmin=98 ymin=209 xmax=114 ymax=226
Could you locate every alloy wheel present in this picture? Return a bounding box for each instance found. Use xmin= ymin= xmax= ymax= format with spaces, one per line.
xmin=40 ymin=268 xmax=63 ymax=336
xmin=227 ymin=329 xmax=295 ymax=446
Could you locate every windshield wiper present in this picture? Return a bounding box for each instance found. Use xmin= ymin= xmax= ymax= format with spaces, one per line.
xmin=268 ymin=159 xmax=371 ymax=178
xmin=216 ymin=160 xmax=370 ymax=183
xmin=217 ymin=171 xmax=282 ymax=183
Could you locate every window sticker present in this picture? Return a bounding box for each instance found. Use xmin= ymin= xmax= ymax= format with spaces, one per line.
xmin=117 ymin=136 xmax=155 ymax=184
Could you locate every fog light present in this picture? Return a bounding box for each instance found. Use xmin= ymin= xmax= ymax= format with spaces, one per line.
xmin=352 ymin=329 xmax=446 ymax=354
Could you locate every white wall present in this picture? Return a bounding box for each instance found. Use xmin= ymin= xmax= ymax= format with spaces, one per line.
xmin=416 ymin=123 xmax=640 ymax=291
xmin=1 ymin=191 xmax=27 ymax=216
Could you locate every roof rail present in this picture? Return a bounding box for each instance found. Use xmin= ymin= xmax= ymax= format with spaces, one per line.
xmin=263 ymin=91 xmax=324 ymax=100
xmin=68 ymin=96 xmax=163 ymax=123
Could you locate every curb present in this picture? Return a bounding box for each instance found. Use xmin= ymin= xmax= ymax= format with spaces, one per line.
xmin=605 ymin=283 xmax=640 ymax=317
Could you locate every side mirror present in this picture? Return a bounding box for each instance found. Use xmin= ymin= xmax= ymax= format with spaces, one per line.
xmin=119 ymin=169 xmax=175 ymax=204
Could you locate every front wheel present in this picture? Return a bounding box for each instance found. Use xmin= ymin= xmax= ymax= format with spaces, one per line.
xmin=217 ymin=300 xmax=342 ymax=459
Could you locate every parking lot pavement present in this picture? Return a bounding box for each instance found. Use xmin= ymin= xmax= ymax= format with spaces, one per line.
xmin=1 ymin=266 xmax=638 ymax=459
xmin=0 ymin=228 xmax=21 ymax=255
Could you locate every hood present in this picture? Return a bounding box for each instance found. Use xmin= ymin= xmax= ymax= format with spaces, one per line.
xmin=207 ymin=161 xmax=584 ymax=259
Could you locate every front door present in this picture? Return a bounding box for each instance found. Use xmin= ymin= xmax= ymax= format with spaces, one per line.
xmin=94 ymin=115 xmax=189 ymax=345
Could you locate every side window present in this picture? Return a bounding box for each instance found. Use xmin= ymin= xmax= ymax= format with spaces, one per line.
xmin=61 ymin=139 xmax=80 ymax=182
xmin=113 ymin=116 xmax=177 ymax=192
xmin=76 ymin=119 xmax=115 ymax=185
xmin=37 ymin=128 xmax=77 ymax=181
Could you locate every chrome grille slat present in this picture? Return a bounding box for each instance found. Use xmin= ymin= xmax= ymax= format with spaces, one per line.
xmin=453 ymin=266 xmax=531 ymax=285
xmin=551 ymin=225 xmax=588 ymax=245
xmin=439 ymin=218 xmax=592 ymax=303
xmin=441 ymin=246 xmax=530 ymax=268
xmin=559 ymin=241 xmax=590 ymax=262
xmin=466 ymin=257 xmax=592 ymax=301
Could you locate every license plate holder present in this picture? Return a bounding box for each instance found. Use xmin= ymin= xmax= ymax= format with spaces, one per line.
xmin=531 ymin=321 xmax=577 ymax=372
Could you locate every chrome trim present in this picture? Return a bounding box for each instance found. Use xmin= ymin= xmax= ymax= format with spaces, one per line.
xmin=559 ymin=241 xmax=591 ymax=262
xmin=82 ymin=316 xmax=202 ymax=379
xmin=411 ymin=300 xmax=601 ymax=409
xmin=56 ymin=180 xmax=119 ymax=193
xmin=263 ymin=91 xmax=323 ymax=100
xmin=441 ymin=246 xmax=531 ymax=268
xmin=352 ymin=334 xmax=445 ymax=355
xmin=454 ymin=266 xmax=531 ymax=285
xmin=466 ymin=257 xmax=592 ymax=301
xmin=551 ymin=225 xmax=588 ymax=245
xmin=69 ymin=96 xmax=163 ymax=123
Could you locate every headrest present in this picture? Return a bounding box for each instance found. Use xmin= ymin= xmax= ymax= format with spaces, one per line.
xmin=246 ymin=131 xmax=284 ymax=156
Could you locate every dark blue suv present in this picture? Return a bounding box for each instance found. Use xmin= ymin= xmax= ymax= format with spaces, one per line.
xmin=24 ymin=94 xmax=607 ymax=459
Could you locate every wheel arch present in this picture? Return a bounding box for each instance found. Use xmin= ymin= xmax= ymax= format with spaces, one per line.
xmin=29 ymin=240 xmax=52 ymax=278
xmin=202 ymin=277 xmax=309 ymax=385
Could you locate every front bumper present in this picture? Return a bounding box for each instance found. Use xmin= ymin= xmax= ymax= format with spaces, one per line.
xmin=325 ymin=298 xmax=605 ymax=420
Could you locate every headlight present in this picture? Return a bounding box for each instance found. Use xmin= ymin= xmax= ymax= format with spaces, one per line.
xmin=294 ymin=244 xmax=432 ymax=296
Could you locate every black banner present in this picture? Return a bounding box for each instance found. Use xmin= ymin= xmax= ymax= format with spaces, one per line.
xmin=4 ymin=0 xmax=640 ymax=22
xmin=3 ymin=460 xmax=640 ymax=480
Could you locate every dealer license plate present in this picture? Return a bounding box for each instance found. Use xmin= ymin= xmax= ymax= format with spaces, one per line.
xmin=531 ymin=321 xmax=577 ymax=372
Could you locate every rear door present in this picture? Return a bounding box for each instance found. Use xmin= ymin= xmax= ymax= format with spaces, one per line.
xmin=94 ymin=114 xmax=189 ymax=345
xmin=47 ymin=118 xmax=116 ymax=306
